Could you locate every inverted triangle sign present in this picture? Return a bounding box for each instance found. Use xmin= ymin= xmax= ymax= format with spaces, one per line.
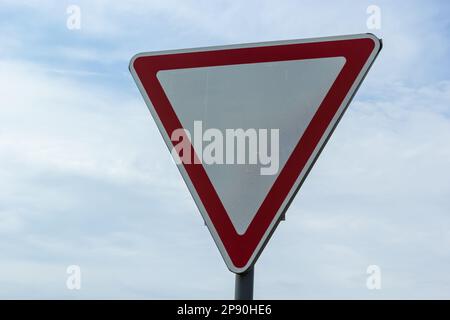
xmin=130 ymin=34 xmax=381 ymax=273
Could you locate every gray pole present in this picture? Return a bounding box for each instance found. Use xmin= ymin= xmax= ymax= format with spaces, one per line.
xmin=234 ymin=266 xmax=254 ymax=300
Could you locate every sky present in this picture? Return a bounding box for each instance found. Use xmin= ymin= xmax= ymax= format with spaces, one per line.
xmin=0 ymin=0 xmax=450 ymax=299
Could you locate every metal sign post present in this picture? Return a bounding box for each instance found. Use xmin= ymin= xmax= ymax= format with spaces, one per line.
xmin=235 ymin=266 xmax=254 ymax=300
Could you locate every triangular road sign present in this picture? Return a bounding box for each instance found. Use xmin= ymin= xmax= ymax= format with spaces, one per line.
xmin=130 ymin=34 xmax=381 ymax=273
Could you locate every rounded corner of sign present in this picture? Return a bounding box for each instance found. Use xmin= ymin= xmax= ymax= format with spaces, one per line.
xmin=363 ymin=33 xmax=382 ymax=53
xmin=129 ymin=52 xmax=146 ymax=73
xmin=227 ymin=261 xmax=254 ymax=274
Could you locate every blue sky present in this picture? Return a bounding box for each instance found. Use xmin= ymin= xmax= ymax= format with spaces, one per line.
xmin=0 ymin=0 xmax=450 ymax=298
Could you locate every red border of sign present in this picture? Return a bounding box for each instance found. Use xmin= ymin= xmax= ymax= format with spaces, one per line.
xmin=132 ymin=36 xmax=379 ymax=270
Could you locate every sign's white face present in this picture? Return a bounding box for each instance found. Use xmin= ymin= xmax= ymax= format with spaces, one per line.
xmin=157 ymin=57 xmax=346 ymax=235
xmin=130 ymin=34 xmax=381 ymax=273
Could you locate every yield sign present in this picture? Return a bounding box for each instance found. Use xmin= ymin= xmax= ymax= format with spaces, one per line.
xmin=130 ymin=34 xmax=381 ymax=273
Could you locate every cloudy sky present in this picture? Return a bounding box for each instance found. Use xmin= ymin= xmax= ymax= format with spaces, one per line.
xmin=0 ymin=0 xmax=449 ymax=299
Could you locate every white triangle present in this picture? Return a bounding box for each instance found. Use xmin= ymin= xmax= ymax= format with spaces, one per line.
xmin=157 ymin=57 xmax=345 ymax=234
